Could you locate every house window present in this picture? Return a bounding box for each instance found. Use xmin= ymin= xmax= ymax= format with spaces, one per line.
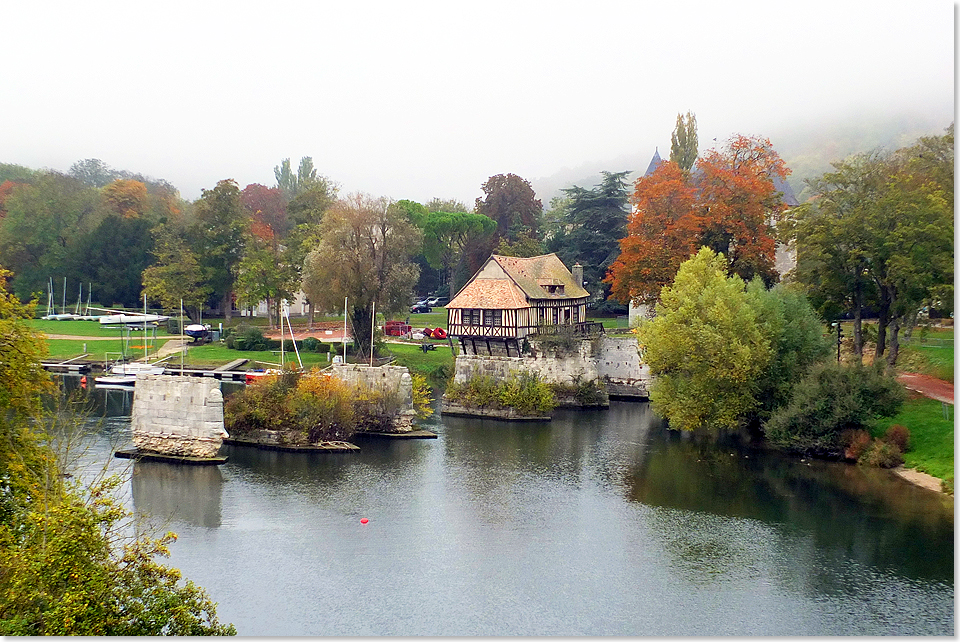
xmin=483 ymin=309 xmax=502 ymax=326
xmin=464 ymin=309 xmax=481 ymax=325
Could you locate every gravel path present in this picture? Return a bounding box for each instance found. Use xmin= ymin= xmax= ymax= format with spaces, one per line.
xmin=896 ymin=372 xmax=954 ymax=404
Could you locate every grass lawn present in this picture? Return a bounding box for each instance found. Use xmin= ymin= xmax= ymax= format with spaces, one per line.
xmin=898 ymin=327 xmax=954 ymax=382
xmin=384 ymin=341 xmax=455 ymax=388
xmin=29 ymin=319 xmax=173 ymax=338
xmin=404 ymin=309 xmax=448 ymax=330
xmin=44 ymin=338 xmax=170 ymax=362
xmin=874 ymin=395 xmax=954 ymax=490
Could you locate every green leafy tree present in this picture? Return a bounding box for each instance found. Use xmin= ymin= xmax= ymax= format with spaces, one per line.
xmin=0 ymin=163 xmax=39 ymax=185
xmin=189 ymin=180 xmax=247 ymax=322
xmin=287 ymin=182 xmax=338 ymax=229
xmin=493 ymin=232 xmax=546 ymax=258
xmin=0 ymin=172 xmax=100 ymax=298
xmin=747 ymin=280 xmax=833 ymax=421
xmin=68 ymin=158 xmax=118 ymax=188
xmin=142 ymin=228 xmax=211 ymax=322
xmin=301 ymin=194 xmax=421 ymax=357
xmin=274 ymin=156 xmax=331 ymax=204
xmin=552 ymin=171 xmax=630 ymax=300
xmin=765 ymin=361 xmax=905 ymax=457
xmin=68 ymin=214 xmax=155 ymax=308
xmin=419 ymin=208 xmax=496 ymax=298
xmin=234 ymin=221 xmax=300 ymax=328
xmin=786 ymin=127 xmax=954 ymax=365
xmin=470 ymin=173 xmax=542 ymax=270
xmin=669 ymin=111 xmax=698 ymax=172
xmin=637 ymin=248 xmax=770 ymax=431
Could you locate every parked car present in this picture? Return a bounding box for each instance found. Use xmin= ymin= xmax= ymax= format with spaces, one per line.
xmin=427 ymin=296 xmax=449 ymax=307
xmin=410 ymin=303 xmax=431 ymax=313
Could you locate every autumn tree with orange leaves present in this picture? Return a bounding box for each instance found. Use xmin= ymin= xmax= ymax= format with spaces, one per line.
xmin=234 ymin=183 xmax=298 ymax=328
xmin=606 ymin=135 xmax=788 ymax=305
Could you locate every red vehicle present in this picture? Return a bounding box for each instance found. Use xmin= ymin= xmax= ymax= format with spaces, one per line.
xmin=384 ymin=321 xmax=412 ymax=337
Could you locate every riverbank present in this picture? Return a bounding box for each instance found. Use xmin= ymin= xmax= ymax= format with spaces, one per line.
xmin=894 ymin=467 xmax=944 ymax=493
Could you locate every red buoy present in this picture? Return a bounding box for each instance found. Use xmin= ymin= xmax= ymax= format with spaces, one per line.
xmin=360 ymin=518 xmax=369 ymax=524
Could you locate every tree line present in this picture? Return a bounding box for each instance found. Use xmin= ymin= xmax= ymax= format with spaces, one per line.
xmin=0 ymin=118 xmax=951 ymax=363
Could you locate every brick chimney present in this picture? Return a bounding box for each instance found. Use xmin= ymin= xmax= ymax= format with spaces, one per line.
xmin=572 ymin=262 xmax=584 ymax=288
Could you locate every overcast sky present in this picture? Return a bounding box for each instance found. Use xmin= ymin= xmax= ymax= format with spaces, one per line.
xmin=2 ymin=0 xmax=954 ymax=204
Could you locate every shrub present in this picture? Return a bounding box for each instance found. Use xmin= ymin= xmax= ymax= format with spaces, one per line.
xmin=302 ymin=337 xmax=319 ymax=352
xmin=351 ymin=388 xmax=402 ymax=432
xmin=445 ymin=372 xmax=556 ymax=415
xmin=498 ymin=372 xmax=556 ymax=415
xmin=550 ymin=377 xmax=607 ymax=406
xmin=235 ymin=327 xmax=270 ymax=351
xmin=764 ymin=361 xmax=906 ymax=457
xmin=411 ymin=373 xmax=434 ymax=419
xmin=288 ymin=371 xmax=355 ymax=441
xmin=858 ymin=440 xmax=904 ymax=468
xmin=841 ymin=429 xmax=873 ymax=461
xmin=883 ymin=424 xmax=911 ymax=452
xmin=224 ymin=368 xmax=357 ymax=442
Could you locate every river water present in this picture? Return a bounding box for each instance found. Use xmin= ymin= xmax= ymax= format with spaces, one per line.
xmin=70 ymin=381 xmax=953 ymax=636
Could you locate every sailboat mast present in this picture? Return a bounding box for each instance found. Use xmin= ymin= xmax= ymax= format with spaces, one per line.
xmin=143 ymin=293 xmax=149 ymax=362
xmin=369 ymin=301 xmax=375 ymax=367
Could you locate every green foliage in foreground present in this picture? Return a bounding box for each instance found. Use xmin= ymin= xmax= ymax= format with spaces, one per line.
xmin=875 ymin=396 xmax=955 ymax=489
xmin=0 ymin=476 xmax=235 ymax=635
xmin=445 ymin=372 xmax=557 ymax=415
xmin=765 ymin=361 xmax=905 ymax=457
xmin=1 ymin=275 xmax=234 ymax=635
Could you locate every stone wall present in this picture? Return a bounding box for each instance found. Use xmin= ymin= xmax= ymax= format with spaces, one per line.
xmin=594 ymin=336 xmax=650 ymax=399
xmin=451 ymin=336 xmax=650 ymax=404
xmin=331 ymin=363 xmax=416 ymax=432
xmin=131 ymin=375 xmax=228 ymax=458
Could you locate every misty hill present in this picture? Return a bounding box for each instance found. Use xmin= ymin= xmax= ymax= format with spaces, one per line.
xmin=530 ymin=110 xmax=953 ymax=206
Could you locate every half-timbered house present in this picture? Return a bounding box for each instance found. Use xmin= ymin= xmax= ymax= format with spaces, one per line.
xmin=446 ymin=253 xmax=592 ymax=356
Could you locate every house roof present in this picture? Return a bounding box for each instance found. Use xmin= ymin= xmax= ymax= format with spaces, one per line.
xmin=448 ymin=253 xmax=589 ymax=310
xmin=447 ymin=278 xmax=530 ymax=310
xmin=643 ymin=148 xmax=663 ymax=177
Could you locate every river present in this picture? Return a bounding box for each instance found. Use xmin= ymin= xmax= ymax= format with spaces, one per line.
xmin=69 ymin=381 xmax=953 ymax=636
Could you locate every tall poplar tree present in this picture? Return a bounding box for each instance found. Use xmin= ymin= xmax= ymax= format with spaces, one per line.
xmin=669 ymin=111 xmax=698 ymax=172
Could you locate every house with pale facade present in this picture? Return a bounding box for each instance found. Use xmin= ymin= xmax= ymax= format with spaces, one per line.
xmin=446 ymin=253 xmax=595 ymax=356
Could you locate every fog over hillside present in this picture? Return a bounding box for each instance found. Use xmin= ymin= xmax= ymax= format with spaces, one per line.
xmin=530 ymin=107 xmax=953 ymax=206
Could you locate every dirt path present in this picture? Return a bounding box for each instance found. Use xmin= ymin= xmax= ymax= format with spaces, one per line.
xmin=896 ymin=372 xmax=954 ymax=404
xmin=893 ymin=467 xmax=945 ymax=493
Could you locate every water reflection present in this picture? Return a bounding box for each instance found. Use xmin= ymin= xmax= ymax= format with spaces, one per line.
xmin=622 ymin=419 xmax=953 ymax=583
xmin=132 ymin=462 xmax=224 ymax=528
xmin=62 ymin=383 xmax=953 ymax=636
